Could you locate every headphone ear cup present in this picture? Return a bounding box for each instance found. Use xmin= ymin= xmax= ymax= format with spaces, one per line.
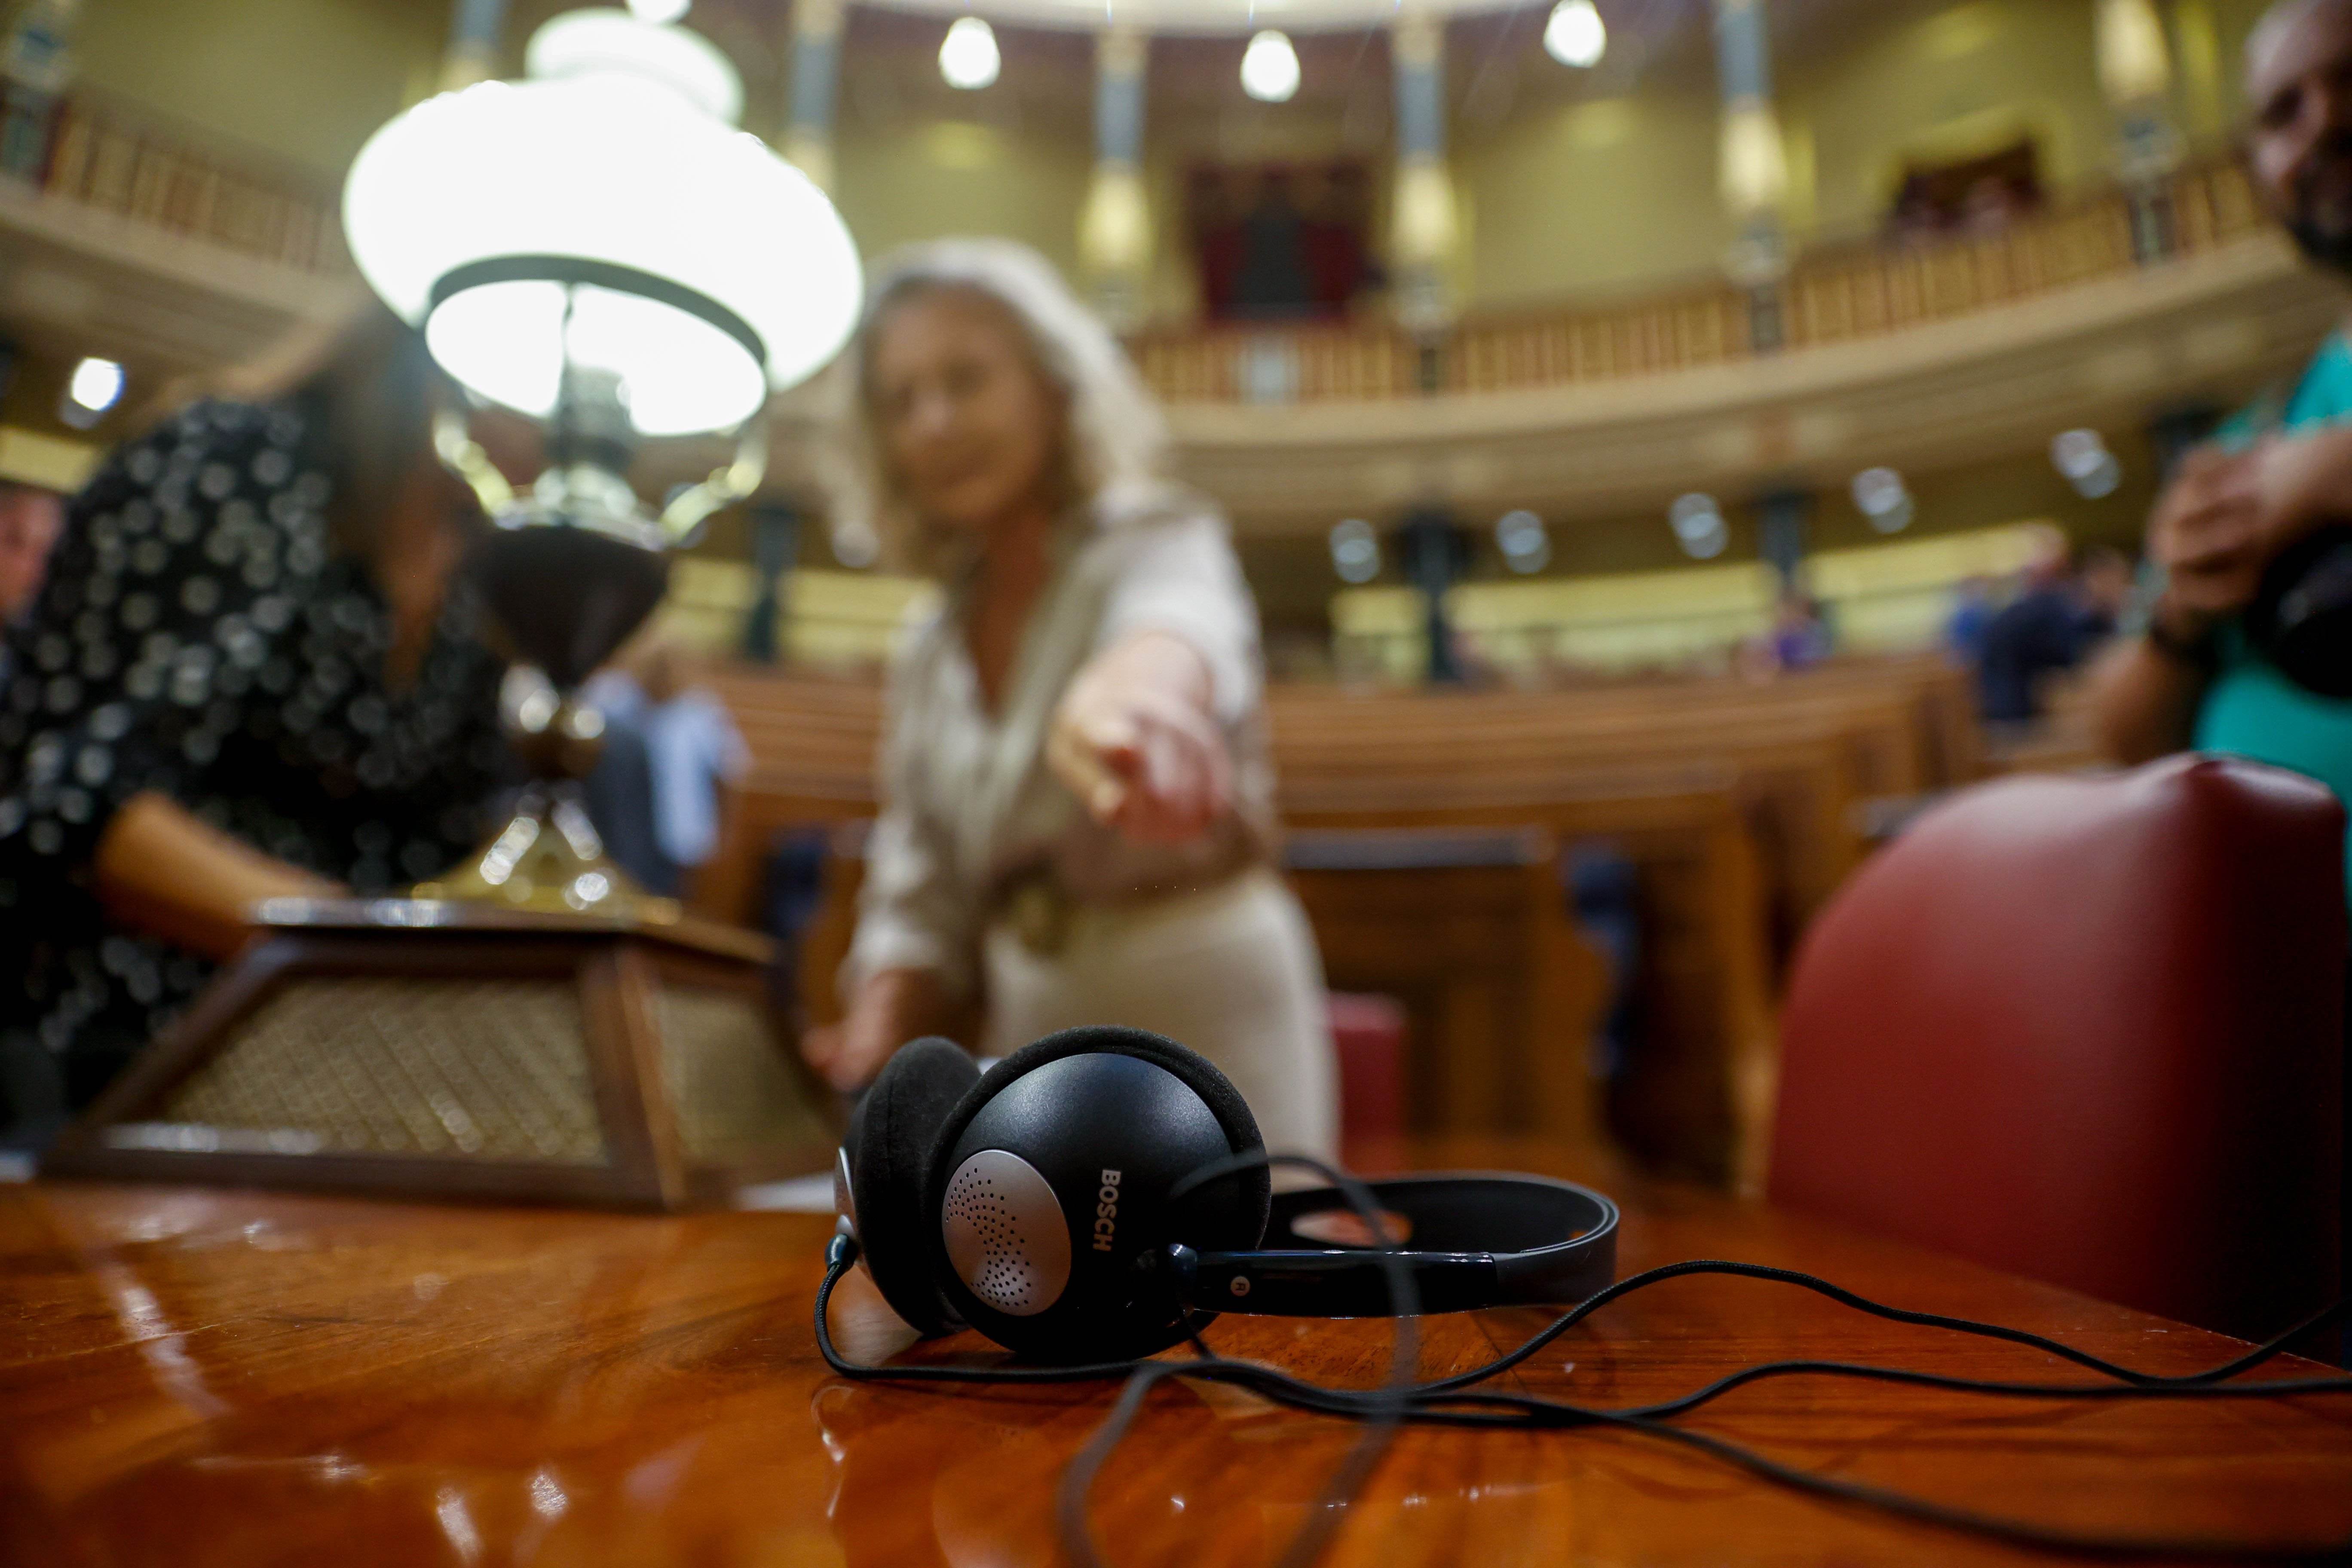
xmin=846 ymin=1037 xmax=980 ymax=1337
xmin=923 ymin=1025 xmax=1274 ymax=1362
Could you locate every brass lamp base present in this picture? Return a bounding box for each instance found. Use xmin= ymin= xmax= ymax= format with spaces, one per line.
xmin=411 ymin=780 xmax=680 ymax=925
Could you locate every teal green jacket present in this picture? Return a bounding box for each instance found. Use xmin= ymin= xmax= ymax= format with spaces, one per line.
xmin=2199 ymin=333 xmax=2352 ymax=897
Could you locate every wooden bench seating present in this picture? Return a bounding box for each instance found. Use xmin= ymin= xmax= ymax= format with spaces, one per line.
xmin=686 ymin=655 xmax=1985 ymax=1190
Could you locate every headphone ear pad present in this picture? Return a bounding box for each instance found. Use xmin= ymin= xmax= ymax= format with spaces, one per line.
xmin=847 ymin=1037 xmax=979 ymax=1337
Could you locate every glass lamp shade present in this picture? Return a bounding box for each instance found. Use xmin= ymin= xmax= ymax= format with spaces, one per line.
xmin=343 ymin=67 xmax=861 ymax=438
xmin=527 ymin=8 xmax=741 ymax=123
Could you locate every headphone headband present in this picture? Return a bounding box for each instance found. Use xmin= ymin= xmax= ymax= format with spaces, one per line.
xmin=1164 ymin=1173 xmax=1618 ymax=1318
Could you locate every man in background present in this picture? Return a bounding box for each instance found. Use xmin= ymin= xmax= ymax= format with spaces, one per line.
xmin=2090 ymin=0 xmax=2352 ymax=825
xmin=582 ymin=631 xmax=748 ymax=898
xmin=1981 ymin=543 xmax=2131 ymax=724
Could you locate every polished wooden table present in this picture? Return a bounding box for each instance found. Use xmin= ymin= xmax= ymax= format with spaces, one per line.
xmin=3 ymin=1138 xmax=2347 ymax=1566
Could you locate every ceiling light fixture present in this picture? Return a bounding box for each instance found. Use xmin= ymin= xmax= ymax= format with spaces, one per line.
xmin=1497 ymin=509 xmax=1551 ymax=573
xmin=940 ymin=15 xmax=1001 ymax=89
xmin=1242 ymin=29 xmax=1300 ymax=103
xmin=1850 ymin=466 xmax=1914 ymax=534
xmin=1544 ymin=0 xmax=1606 ymax=68
xmin=66 ymin=356 xmax=123 ymax=414
xmin=1331 ymin=518 xmax=1381 ymax=584
xmin=625 ymin=0 xmax=690 ymax=23
xmin=1670 ymin=493 xmax=1728 ymax=560
xmin=2051 ymin=429 xmax=2123 ymax=499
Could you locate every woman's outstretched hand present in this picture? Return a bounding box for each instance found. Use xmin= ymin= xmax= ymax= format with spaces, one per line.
xmin=802 ymin=968 xmax=951 ymax=1093
xmin=1047 ymin=631 xmax=1231 ymax=844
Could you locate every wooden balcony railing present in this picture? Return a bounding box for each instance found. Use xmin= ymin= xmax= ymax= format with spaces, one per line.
xmin=24 ymin=92 xmax=347 ymax=276
xmin=1129 ymin=159 xmax=2271 ymax=407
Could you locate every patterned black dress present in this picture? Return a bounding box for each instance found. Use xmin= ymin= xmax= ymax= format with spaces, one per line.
xmin=0 ymin=398 xmax=510 ymax=1136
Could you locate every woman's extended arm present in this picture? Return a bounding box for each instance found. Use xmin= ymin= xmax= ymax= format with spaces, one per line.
xmin=1047 ymin=629 xmax=1232 ymax=844
xmin=92 ymin=791 xmax=342 ymax=962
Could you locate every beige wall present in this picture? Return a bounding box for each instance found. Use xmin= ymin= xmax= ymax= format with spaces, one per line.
xmin=1455 ymin=90 xmax=1729 ymax=307
xmin=1776 ymin=1 xmax=2111 ymax=243
xmin=75 ymin=0 xmax=439 ymax=181
xmin=830 ymin=117 xmax=1095 ymax=276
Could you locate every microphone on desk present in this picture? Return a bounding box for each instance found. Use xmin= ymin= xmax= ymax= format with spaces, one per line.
xmin=830 ymin=1027 xmax=1617 ymax=1363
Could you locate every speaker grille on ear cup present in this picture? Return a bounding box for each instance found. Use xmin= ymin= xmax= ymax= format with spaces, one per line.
xmin=942 ymin=1149 xmax=1072 ymax=1317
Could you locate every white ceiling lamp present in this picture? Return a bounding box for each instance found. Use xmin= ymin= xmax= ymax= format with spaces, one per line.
xmin=1544 ymin=0 xmax=1606 ymax=68
xmin=1330 ymin=518 xmax=1380 ymax=584
xmin=343 ymin=8 xmax=860 ymax=459
xmin=2052 ymin=429 xmax=2123 ymax=499
xmin=1496 ymin=509 xmax=1550 ymax=574
xmin=1849 ymin=466 xmax=1914 ymax=534
xmin=1241 ymin=29 xmax=1301 ymax=103
xmin=625 ymin=0 xmax=689 ymax=23
xmin=66 ymin=355 xmax=123 ymax=413
xmin=940 ymin=15 xmax=1001 ymax=90
xmin=1669 ymin=492 xmax=1728 ymax=560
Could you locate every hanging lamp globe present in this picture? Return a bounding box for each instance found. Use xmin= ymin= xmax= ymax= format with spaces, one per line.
xmin=340 ymin=7 xmax=862 ymax=442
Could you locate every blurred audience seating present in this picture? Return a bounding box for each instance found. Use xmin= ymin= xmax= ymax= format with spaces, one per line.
xmin=690 ymin=652 xmax=1977 ymax=1188
xmin=1771 ymin=755 xmax=2346 ymax=1341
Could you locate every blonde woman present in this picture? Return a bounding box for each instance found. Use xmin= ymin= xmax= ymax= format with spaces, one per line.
xmin=801 ymin=239 xmax=1338 ymax=1162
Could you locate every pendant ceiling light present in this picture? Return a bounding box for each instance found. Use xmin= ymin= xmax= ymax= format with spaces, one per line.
xmin=1241 ymin=29 xmax=1300 ymax=102
xmin=1544 ymin=0 xmax=1605 ymax=67
xmin=940 ymin=15 xmax=1001 ymax=89
xmin=342 ymin=7 xmax=861 ymax=444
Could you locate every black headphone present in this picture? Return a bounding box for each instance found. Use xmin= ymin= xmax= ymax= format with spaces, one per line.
xmin=832 ymin=1024 xmax=1619 ymax=1363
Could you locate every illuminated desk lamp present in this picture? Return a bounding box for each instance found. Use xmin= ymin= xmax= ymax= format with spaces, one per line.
xmin=352 ymin=7 xmax=861 ymax=917
xmin=45 ymin=10 xmax=863 ymax=1209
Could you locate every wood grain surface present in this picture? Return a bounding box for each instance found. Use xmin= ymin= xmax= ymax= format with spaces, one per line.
xmin=2 ymin=1137 xmax=2347 ymax=1566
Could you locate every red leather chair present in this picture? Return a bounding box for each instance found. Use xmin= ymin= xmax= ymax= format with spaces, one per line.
xmin=1327 ymin=992 xmax=1407 ymax=1151
xmin=1770 ymin=754 xmax=2346 ymax=1341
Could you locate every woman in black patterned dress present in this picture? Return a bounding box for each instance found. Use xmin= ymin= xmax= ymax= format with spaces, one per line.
xmin=0 ymin=307 xmax=512 ymax=1144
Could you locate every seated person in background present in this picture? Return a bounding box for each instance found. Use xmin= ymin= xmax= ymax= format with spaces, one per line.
xmin=2089 ymin=0 xmax=2352 ymax=855
xmin=0 ymin=478 xmax=64 ymax=690
xmin=1773 ymin=592 xmax=1832 ymax=671
xmin=1979 ymin=538 xmax=2131 ymax=724
xmin=0 ymin=481 xmax=63 ymax=625
xmin=802 ymin=238 xmax=1338 ymax=1162
xmin=1742 ymin=590 xmax=1831 ymax=679
xmin=0 ymin=302 xmax=509 ymax=1142
xmin=581 ymin=631 xmax=747 ymax=898
xmin=1943 ymin=575 xmax=1997 ymax=669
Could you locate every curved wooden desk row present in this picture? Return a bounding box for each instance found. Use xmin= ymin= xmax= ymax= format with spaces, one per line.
xmin=4 ymin=1137 xmax=2346 ymax=1567
xmin=692 ymin=658 xmax=1976 ymax=1187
